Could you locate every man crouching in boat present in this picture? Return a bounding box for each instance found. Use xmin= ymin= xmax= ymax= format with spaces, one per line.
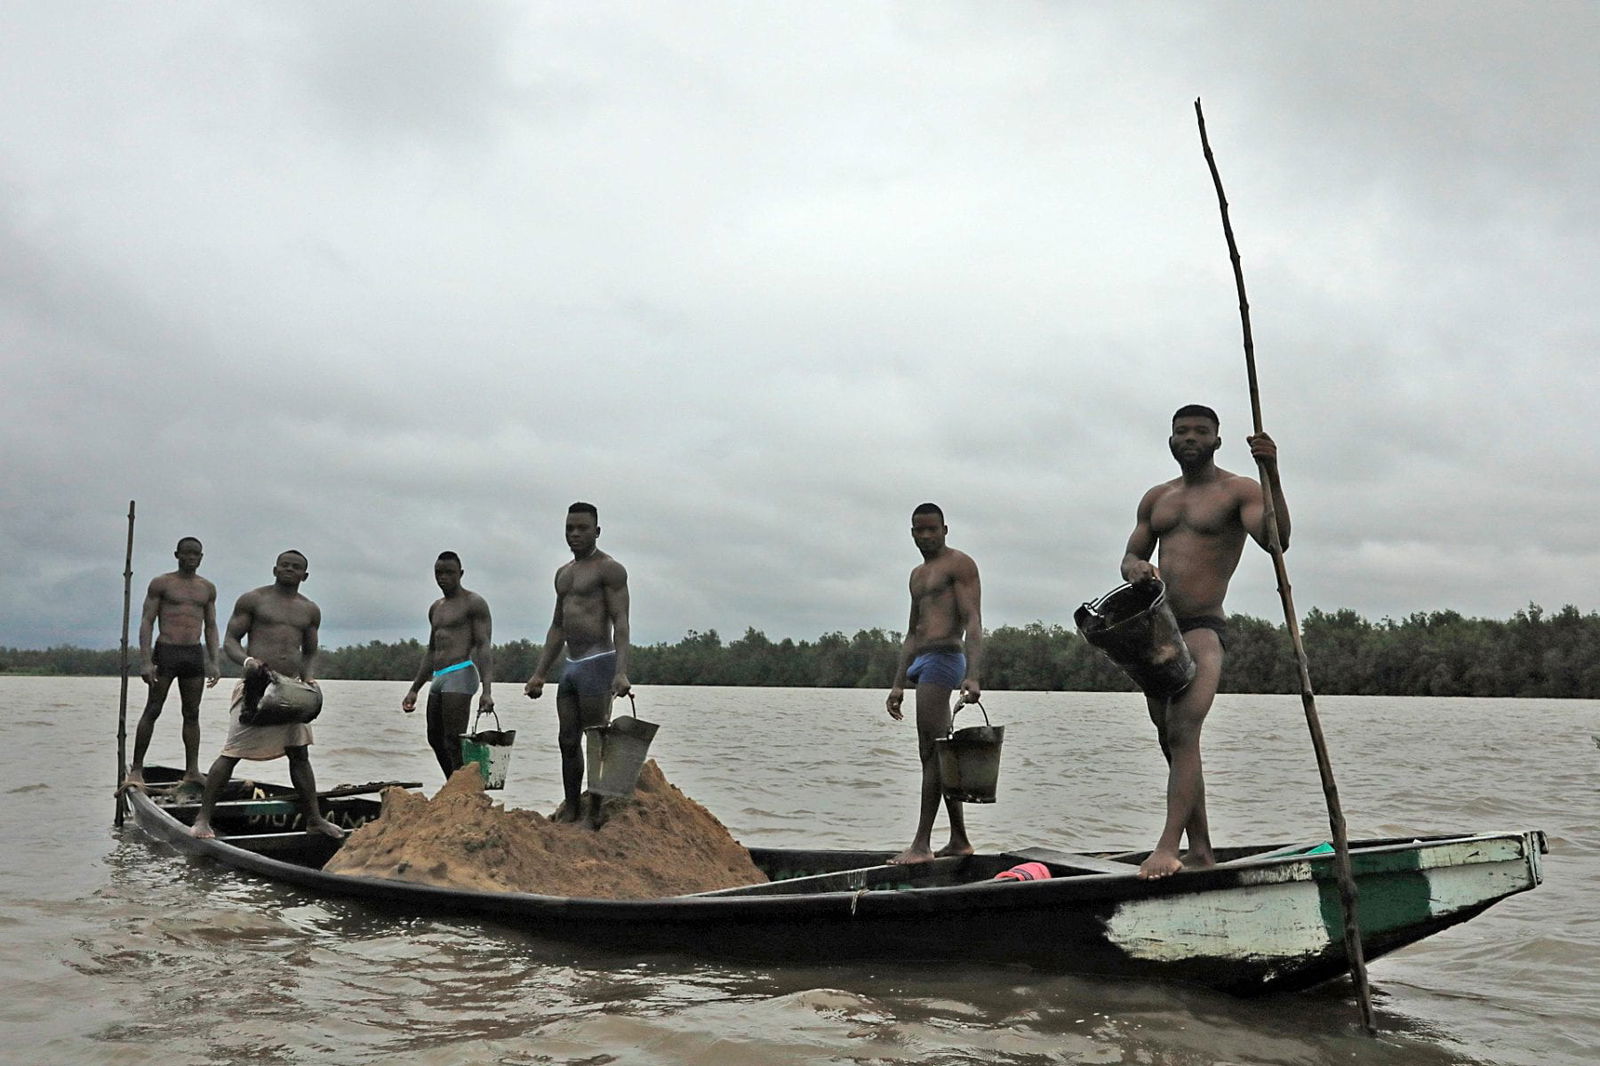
xmin=190 ymin=550 xmax=344 ymax=841
xmin=885 ymin=502 xmax=983 ymax=865
xmin=1120 ymin=405 xmax=1286 ymax=879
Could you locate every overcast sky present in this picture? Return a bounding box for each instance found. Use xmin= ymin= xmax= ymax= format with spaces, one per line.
xmin=3 ymin=3 xmax=1596 ymax=652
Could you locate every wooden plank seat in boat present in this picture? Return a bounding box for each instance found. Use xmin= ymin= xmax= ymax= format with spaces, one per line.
xmin=689 ymin=856 xmax=969 ymax=896
xmin=1003 ymin=846 xmax=1142 ymax=876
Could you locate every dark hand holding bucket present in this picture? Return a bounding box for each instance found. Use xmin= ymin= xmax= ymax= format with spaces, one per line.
xmin=935 ymin=700 xmax=1004 ymax=804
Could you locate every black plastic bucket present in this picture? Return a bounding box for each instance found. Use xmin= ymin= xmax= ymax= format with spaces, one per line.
xmin=1074 ymin=579 xmax=1196 ymax=699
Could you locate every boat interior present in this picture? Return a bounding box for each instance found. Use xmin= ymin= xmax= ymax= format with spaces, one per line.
xmin=134 ymin=767 xmax=1448 ymax=896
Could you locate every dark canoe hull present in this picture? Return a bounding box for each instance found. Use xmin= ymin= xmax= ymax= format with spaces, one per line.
xmin=125 ymin=773 xmax=1546 ymax=996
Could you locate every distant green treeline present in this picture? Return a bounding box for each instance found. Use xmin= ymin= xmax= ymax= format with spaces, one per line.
xmin=6 ymin=604 xmax=1600 ymax=698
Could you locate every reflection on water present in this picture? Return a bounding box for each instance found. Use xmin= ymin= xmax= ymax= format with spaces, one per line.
xmin=2 ymin=677 xmax=1595 ymax=1065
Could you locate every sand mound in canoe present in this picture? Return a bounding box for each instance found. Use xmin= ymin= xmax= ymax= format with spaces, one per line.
xmin=322 ymin=760 xmax=767 ymax=899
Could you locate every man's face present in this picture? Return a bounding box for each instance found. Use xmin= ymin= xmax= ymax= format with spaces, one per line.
xmin=174 ymin=542 xmax=203 ymax=572
xmin=434 ymin=559 xmax=463 ymax=593
xmin=1169 ymin=417 xmax=1221 ymax=467
xmin=911 ymin=512 xmax=947 ymax=557
xmin=273 ymin=552 xmax=309 ymax=586
xmin=565 ymin=512 xmax=599 ymax=555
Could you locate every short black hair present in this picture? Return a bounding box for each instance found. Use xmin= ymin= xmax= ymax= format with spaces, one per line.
xmin=176 ymin=536 xmax=203 ymax=551
xmin=279 ymin=549 xmax=308 ymax=564
xmin=436 ymin=551 xmax=462 ymax=566
xmin=568 ymin=501 xmax=598 ymax=520
xmin=912 ymin=502 xmax=945 ymax=522
xmin=1172 ymin=404 xmax=1220 ymax=427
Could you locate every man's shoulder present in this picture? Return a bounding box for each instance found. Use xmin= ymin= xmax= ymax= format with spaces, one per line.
xmin=945 ymin=547 xmax=979 ymax=574
xmin=1215 ymin=466 xmax=1263 ymax=498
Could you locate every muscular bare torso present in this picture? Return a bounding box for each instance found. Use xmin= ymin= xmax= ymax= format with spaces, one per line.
xmin=1140 ymin=468 xmax=1259 ymax=618
xmin=908 ymin=549 xmax=978 ymax=653
xmin=554 ymin=553 xmax=625 ymax=658
xmin=148 ymin=573 xmax=216 ymax=645
xmin=428 ymin=590 xmax=490 ymax=664
xmin=234 ymin=586 xmax=320 ymax=677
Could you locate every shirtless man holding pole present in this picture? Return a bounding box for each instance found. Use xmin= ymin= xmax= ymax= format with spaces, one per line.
xmin=523 ymin=503 xmax=631 ymax=825
xmin=402 ymin=551 xmax=494 ymax=779
xmin=885 ymin=502 xmax=983 ymax=865
xmin=1121 ymin=404 xmax=1287 ymax=879
xmin=190 ymin=550 xmax=343 ymax=840
xmin=122 ymin=536 xmax=220 ymax=790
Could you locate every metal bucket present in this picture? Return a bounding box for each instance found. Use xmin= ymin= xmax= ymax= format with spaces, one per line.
xmin=585 ymin=700 xmax=659 ymax=798
xmin=934 ymin=701 xmax=1004 ymax=804
xmin=460 ymin=709 xmax=516 ymax=790
xmin=240 ymin=670 xmax=323 ymax=726
xmin=1074 ymin=579 xmax=1196 ymax=699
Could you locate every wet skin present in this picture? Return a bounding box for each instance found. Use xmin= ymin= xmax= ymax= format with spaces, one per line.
xmin=525 ymin=511 xmax=632 ymax=826
xmin=885 ymin=511 xmax=982 ymax=864
xmin=1121 ymin=418 xmax=1286 ymax=878
xmin=402 ymin=558 xmax=494 ymax=779
xmin=190 ymin=552 xmax=344 ymax=841
xmin=123 ymin=540 xmax=220 ymax=789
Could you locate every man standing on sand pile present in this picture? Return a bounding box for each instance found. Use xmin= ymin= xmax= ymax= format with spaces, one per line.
xmin=524 ymin=503 xmax=631 ymax=827
xmin=402 ymin=551 xmax=495 ymax=780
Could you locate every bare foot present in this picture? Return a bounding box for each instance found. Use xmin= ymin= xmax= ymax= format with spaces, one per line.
xmin=554 ymin=802 xmax=582 ymax=824
xmin=116 ymin=771 xmax=146 ymax=796
xmin=935 ymin=841 xmax=974 ymax=858
xmin=1179 ymin=850 xmax=1216 ymax=871
xmin=1137 ymin=848 xmax=1184 ymax=880
xmin=887 ymin=846 xmax=935 ymax=865
xmin=190 ymin=821 xmax=216 ymax=839
xmin=181 ymin=771 xmax=207 ymax=787
xmin=307 ymin=817 xmax=346 ymax=840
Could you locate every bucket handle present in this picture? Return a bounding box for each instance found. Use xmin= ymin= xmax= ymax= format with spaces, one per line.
xmin=470 ymin=707 xmax=504 ymax=734
xmin=949 ymin=699 xmax=991 ymax=731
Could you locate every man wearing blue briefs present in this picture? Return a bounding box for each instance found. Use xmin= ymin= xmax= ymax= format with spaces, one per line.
xmin=524 ymin=503 xmax=632 ymax=825
xmin=403 ymin=552 xmax=495 ymax=780
xmin=886 ymin=503 xmax=983 ymax=865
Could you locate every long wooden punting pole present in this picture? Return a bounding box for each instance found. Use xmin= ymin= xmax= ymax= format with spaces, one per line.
xmin=1193 ymin=99 xmax=1376 ymax=1034
xmin=115 ymin=500 xmax=136 ymax=827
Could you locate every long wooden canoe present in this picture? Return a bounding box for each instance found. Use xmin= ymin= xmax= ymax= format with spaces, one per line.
xmin=125 ymin=768 xmax=1545 ymax=995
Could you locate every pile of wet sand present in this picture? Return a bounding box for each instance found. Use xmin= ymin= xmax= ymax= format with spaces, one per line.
xmin=322 ymin=760 xmax=768 ymax=899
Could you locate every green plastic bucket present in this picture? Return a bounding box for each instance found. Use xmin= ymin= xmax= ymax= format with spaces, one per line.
xmin=460 ymin=709 xmax=516 ymax=790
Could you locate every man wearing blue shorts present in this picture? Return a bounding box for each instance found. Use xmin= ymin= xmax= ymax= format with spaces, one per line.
xmin=402 ymin=552 xmax=494 ymax=780
xmin=524 ymin=503 xmax=631 ymax=826
xmin=886 ymin=503 xmax=983 ymax=864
